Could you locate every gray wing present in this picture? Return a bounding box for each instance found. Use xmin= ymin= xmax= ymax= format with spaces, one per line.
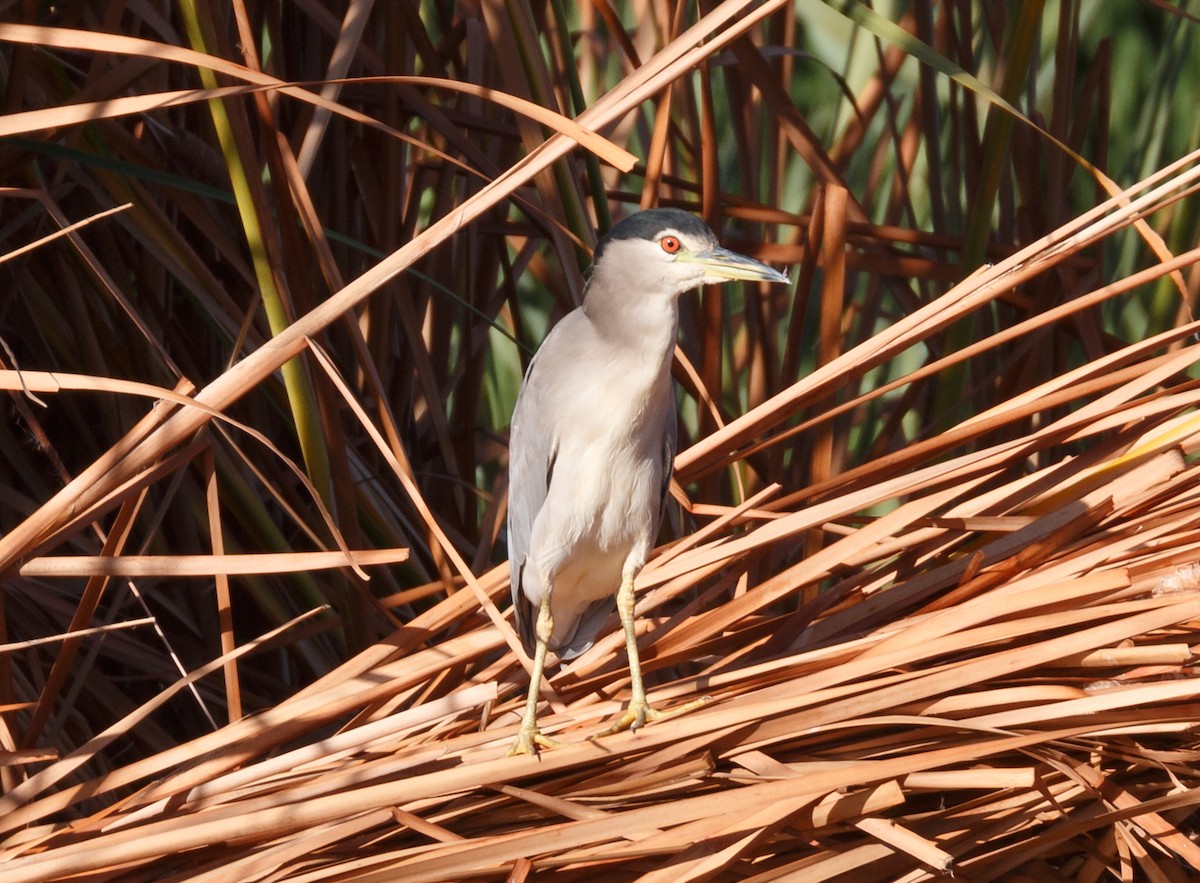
xmin=659 ymin=393 xmax=677 ymax=526
xmin=507 ymin=349 xmax=556 ymax=656
xmin=507 ymin=322 xmax=677 ymax=659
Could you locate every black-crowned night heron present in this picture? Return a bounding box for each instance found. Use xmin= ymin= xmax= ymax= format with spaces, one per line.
xmin=506 ymin=208 xmax=789 ymax=756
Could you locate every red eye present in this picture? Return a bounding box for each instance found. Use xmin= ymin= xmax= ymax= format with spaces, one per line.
xmin=660 ymin=235 xmax=682 ymax=254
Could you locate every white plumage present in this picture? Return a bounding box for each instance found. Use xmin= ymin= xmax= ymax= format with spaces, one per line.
xmin=505 ymin=208 xmax=789 ymax=755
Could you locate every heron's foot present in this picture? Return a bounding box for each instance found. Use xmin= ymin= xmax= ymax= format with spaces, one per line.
xmin=595 ymin=700 xmax=661 ymax=737
xmin=506 ymin=725 xmax=562 ymax=757
xmin=594 ymin=695 xmax=712 ymax=739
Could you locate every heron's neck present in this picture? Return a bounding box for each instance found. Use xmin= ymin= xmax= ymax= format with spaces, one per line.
xmin=581 ymin=275 xmax=683 ymax=361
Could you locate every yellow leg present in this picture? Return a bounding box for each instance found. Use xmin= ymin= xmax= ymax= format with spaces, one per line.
xmin=597 ymin=576 xmax=709 ymax=738
xmin=597 ymin=576 xmax=662 ymax=734
xmin=507 ymin=593 xmax=561 ymax=756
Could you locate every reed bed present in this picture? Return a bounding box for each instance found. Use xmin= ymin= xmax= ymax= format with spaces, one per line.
xmin=2 ymin=2 xmax=1199 ymax=880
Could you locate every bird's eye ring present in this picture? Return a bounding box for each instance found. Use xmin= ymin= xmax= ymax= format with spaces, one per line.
xmin=660 ymin=235 xmax=682 ymax=254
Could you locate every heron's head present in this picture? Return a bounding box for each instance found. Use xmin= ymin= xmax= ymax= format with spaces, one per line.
xmin=589 ymin=208 xmax=790 ymax=300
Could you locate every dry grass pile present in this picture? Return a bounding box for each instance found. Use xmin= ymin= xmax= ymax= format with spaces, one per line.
xmin=5 ymin=177 xmax=1200 ymax=878
xmin=2 ymin=2 xmax=1200 ymax=880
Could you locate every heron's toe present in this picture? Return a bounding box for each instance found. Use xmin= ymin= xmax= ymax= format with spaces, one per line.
xmin=594 ymin=699 xmax=663 ymax=738
xmin=594 ymin=696 xmax=713 ymax=740
xmin=506 ymin=726 xmax=562 ymax=757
